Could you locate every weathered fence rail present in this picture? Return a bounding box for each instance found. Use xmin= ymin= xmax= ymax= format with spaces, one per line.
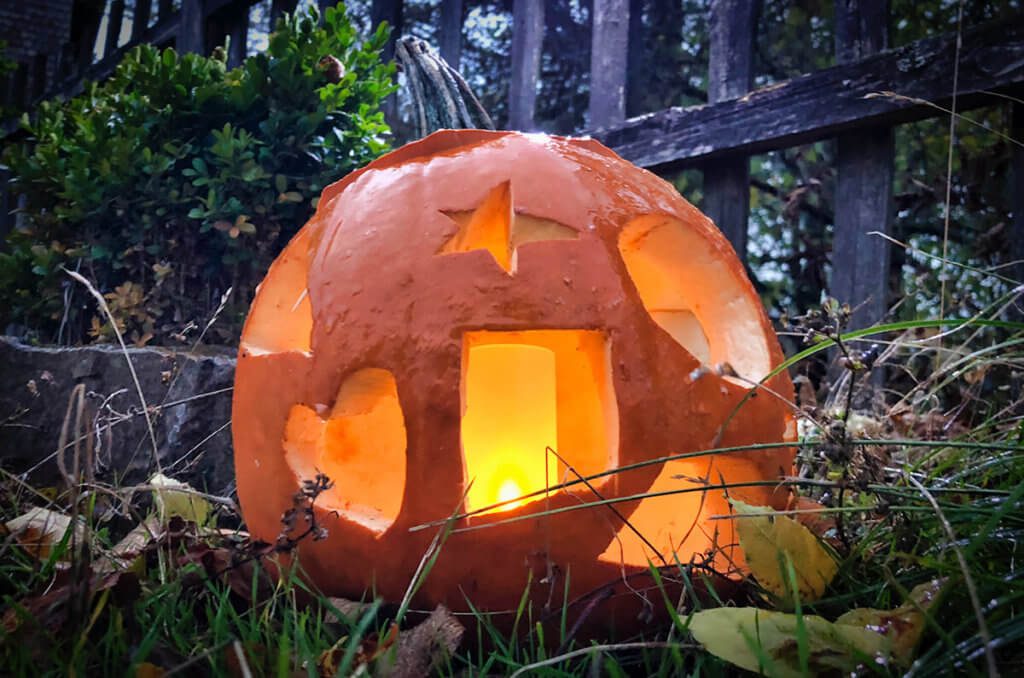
xmin=593 ymin=19 xmax=1024 ymax=172
xmin=2 ymin=0 xmax=1022 ymax=330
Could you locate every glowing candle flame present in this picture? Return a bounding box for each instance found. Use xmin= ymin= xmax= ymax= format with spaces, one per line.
xmin=462 ymin=342 xmax=558 ymax=514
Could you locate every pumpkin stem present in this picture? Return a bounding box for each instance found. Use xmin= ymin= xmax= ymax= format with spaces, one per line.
xmin=394 ymin=37 xmax=495 ymax=137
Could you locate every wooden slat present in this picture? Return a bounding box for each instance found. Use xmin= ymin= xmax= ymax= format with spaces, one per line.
xmin=133 ymin=0 xmax=153 ymax=41
xmin=104 ymin=0 xmax=126 ymax=60
xmin=508 ymin=0 xmax=543 ymax=131
xmin=226 ymin=5 xmax=249 ymax=67
xmin=835 ymin=0 xmax=888 ymax=62
xmin=592 ymin=17 xmax=1024 ymax=171
xmin=702 ymin=0 xmax=757 ymax=258
xmin=75 ymin=7 xmax=104 ymax=70
xmin=831 ymin=0 xmax=893 ymax=329
xmin=1013 ymin=102 xmax=1024 ymax=298
xmin=625 ymin=0 xmax=643 ymax=116
xmin=158 ymin=0 xmax=174 ymax=22
xmin=439 ymin=0 xmax=463 ymax=71
xmin=588 ymin=0 xmax=629 ymax=129
xmin=371 ymin=0 xmax=403 ymax=62
xmin=270 ymin=0 xmax=298 ymax=26
xmin=178 ymin=0 xmax=206 ymax=54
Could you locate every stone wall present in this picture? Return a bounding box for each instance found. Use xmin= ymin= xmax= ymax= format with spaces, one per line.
xmin=0 ymin=337 xmax=237 ymax=495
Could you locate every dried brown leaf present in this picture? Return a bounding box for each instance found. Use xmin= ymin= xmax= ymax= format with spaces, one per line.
xmin=375 ymin=606 xmax=464 ymax=678
xmin=4 ymin=507 xmax=84 ymax=561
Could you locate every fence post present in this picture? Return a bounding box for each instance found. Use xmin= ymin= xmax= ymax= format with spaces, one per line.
xmin=439 ymin=0 xmax=463 ymax=71
xmin=589 ymin=0 xmax=629 ymax=129
xmin=134 ymin=0 xmax=153 ymax=41
xmin=703 ymin=0 xmax=757 ymax=259
xmin=831 ymin=0 xmax=893 ymax=328
xmin=508 ymin=0 xmax=543 ymax=131
xmin=225 ymin=5 xmax=249 ymax=68
xmin=271 ymin=0 xmax=298 ymax=26
xmin=626 ymin=0 xmax=644 ymax=116
xmin=178 ymin=0 xmax=206 ymax=54
xmin=103 ymin=0 xmax=126 ymax=60
xmin=371 ymin=0 xmax=403 ymax=62
xmin=159 ymin=0 xmax=174 ymax=23
xmin=1012 ymin=102 xmax=1024 ymax=305
xmin=74 ymin=6 xmax=104 ymax=71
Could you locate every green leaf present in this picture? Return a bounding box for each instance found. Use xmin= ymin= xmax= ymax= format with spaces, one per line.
xmin=689 ymin=607 xmax=888 ymax=678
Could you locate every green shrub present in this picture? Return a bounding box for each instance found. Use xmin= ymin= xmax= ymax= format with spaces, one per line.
xmin=0 ymin=5 xmax=395 ymax=346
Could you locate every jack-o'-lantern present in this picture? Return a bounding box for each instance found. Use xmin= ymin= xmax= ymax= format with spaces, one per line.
xmin=232 ymin=127 xmax=796 ymax=629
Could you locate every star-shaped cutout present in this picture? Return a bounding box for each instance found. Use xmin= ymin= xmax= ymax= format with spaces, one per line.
xmin=437 ymin=181 xmax=578 ymax=274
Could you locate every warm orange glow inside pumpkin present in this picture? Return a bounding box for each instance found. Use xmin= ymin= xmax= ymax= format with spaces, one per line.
xmin=461 ymin=330 xmax=618 ymax=514
xmin=282 ymin=368 xmax=407 ymax=533
xmin=241 ymin=224 xmax=314 ymax=355
xmin=232 ymin=130 xmax=797 ymax=625
xmin=462 ymin=343 xmax=558 ymax=512
xmin=619 ymin=215 xmax=770 ymax=381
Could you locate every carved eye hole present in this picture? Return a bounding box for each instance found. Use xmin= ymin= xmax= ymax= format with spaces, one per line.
xmin=438 ymin=180 xmax=577 ymax=274
xmin=618 ymin=214 xmax=771 ymax=384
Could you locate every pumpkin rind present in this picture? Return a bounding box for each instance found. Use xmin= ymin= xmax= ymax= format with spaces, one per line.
xmin=233 ymin=130 xmax=795 ymax=626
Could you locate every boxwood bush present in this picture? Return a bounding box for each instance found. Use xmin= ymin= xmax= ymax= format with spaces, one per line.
xmin=0 ymin=5 xmax=395 ymax=345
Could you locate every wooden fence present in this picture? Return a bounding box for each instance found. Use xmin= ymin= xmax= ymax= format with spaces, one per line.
xmin=2 ymin=0 xmax=1023 ymax=328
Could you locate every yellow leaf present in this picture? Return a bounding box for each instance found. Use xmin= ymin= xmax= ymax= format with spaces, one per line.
xmin=150 ymin=473 xmax=210 ymax=525
xmin=730 ymin=499 xmax=838 ymax=606
xmin=689 ymin=607 xmax=889 ymax=678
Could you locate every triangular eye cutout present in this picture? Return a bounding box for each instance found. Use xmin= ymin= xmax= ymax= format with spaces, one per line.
xmin=438 ymin=181 xmax=577 ymax=274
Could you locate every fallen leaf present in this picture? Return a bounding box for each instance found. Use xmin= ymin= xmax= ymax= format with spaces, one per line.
xmin=4 ymin=507 xmax=84 ymax=561
xmin=150 ymin=473 xmax=210 ymax=525
xmin=134 ymin=662 xmax=165 ymax=678
xmin=689 ymin=607 xmax=889 ymax=678
xmin=730 ymin=499 xmax=838 ymax=606
xmin=835 ymin=579 xmax=944 ymax=666
xmin=376 ymin=606 xmax=464 ymax=677
xmin=785 ymin=495 xmax=836 ymax=538
xmin=324 ymin=596 xmax=374 ymax=625
xmin=92 ymin=516 xmax=163 ymax=576
xmin=2 ymin=570 xmax=141 ymax=635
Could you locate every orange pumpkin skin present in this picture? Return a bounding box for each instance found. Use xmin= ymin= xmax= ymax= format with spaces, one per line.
xmin=233 ymin=130 xmax=795 ymax=627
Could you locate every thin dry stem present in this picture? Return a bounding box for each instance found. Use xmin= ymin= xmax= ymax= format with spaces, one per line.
xmin=65 ymin=268 xmax=162 ymax=473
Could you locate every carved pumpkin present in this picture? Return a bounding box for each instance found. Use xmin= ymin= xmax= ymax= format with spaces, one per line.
xmin=232 ymin=129 xmax=796 ymax=626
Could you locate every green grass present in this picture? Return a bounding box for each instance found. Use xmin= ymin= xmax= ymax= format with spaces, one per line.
xmin=2 ymin=303 xmax=1023 ymax=676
